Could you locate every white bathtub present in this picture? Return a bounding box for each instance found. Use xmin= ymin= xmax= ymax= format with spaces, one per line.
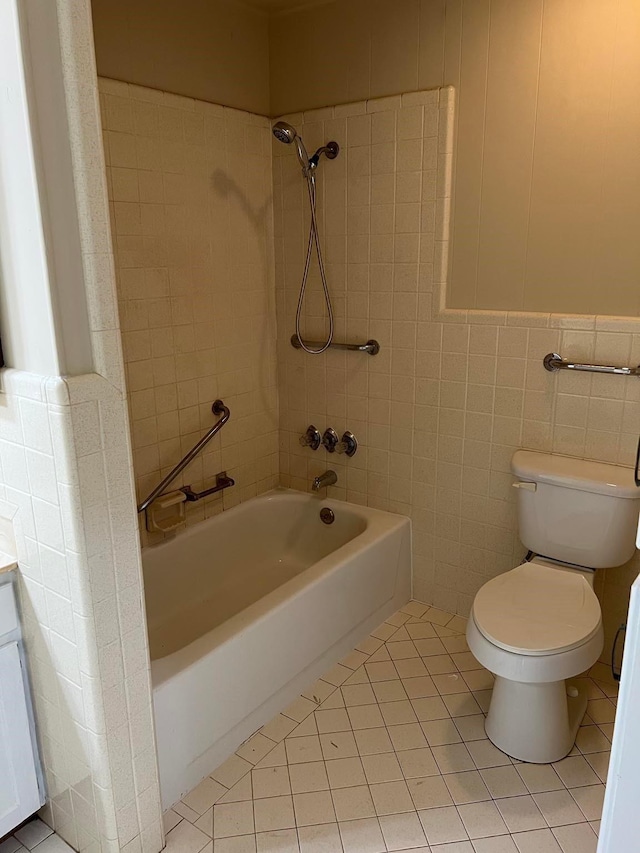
xmin=143 ymin=488 xmax=411 ymax=808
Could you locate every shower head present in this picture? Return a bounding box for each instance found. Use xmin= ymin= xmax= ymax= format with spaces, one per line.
xmin=272 ymin=121 xmax=340 ymax=179
xmin=272 ymin=121 xmax=297 ymax=145
xmin=272 ymin=121 xmax=311 ymax=175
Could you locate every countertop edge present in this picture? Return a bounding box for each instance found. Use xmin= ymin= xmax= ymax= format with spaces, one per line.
xmin=0 ymin=553 xmax=18 ymax=575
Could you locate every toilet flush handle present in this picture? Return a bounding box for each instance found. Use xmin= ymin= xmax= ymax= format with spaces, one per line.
xmin=512 ymin=481 xmax=537 ymax=492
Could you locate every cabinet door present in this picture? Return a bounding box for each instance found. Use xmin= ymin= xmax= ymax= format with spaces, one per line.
xmin=0 ymin=642 xmax=42 ymax=837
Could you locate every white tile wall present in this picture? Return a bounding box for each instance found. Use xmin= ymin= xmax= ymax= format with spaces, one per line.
xmin=0 ymin=371 xmax=162 ymax=853
xmin=275 ymin=88 xmax=449 ymax=512
xmin=274 ymin=87 xmax=640 ymax=666
xmin=97 ymin=77 xmax=279 ymax=545
xmin=1 ymin=4 xmax=165 ymax=852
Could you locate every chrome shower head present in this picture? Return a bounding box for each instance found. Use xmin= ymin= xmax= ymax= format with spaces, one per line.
xmin=272 ymin=121 xmax=340 ymax=179
xmin=272 ymin=121 xmax=311 ymax=174
xmin=272 ymin=121 xmax=298 ymax=145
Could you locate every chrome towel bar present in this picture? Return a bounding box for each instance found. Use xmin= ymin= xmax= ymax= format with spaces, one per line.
xmin=137 ymin=399 xmax=231 ymax=513
xmin=290 ymin=334 xmax=380 ymax=355
xmin=543 ymin=352 xmax=640 ymax=377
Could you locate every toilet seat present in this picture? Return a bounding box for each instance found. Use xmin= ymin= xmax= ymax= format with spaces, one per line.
xmin=473 ymin=558 xmax=601 ymax=656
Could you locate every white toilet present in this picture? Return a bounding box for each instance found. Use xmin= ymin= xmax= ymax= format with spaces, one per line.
xmin=467 ymin=450 xmax=640 ymax=764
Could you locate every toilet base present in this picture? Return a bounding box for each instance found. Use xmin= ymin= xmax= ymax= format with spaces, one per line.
xmin=485 ymin=675 xmax=588 ymax=764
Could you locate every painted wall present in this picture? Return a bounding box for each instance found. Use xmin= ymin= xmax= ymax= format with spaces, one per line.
xmin=0 ymin=0 xmax=61 ymax=376
xmin=91 ymin=0 xmax=270 ymax=116
xmin=269 ymin=0 xmax=640 ymax=317
xmin=269 ymin=0 xmax=446 ymax=116
xmin=98 ymin=78 xmax=279 ymax=543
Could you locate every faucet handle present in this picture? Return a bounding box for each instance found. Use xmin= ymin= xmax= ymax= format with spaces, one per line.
xmin=323 ymin=428 xmax=358 ymax=457
xmin=336 ymin=431 xmax=358 ymax=457
xmin=322 ymin=427 xmax=339 ymax=452
xmin=300 ymin=425 xmax=321 ymax=450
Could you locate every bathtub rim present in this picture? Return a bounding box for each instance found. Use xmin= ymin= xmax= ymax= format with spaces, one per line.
xmin=144 ymin=488 xmax=410 ymax=685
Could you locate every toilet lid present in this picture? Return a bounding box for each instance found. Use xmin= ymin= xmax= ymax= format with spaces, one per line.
xmin=473 ymin=560 xmax=602 ymax=656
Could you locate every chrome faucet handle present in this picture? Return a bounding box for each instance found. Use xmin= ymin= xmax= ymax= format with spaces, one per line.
xmin=322 ymin=428 xmax=339 ymax=452
xmin=323 ymin=428 xmax=357 ymax=457
xmin=300 ymin=425 xmax=321 ymax=450
xmin=336 ymin=431 xmax=358 ymax=457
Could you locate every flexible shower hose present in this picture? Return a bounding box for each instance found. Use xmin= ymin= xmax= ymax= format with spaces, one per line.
xmin=295 ymin=172 xmax=334 ymax=354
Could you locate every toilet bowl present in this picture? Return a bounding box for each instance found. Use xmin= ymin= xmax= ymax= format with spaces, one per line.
xmin=467 ymin=558 xmax=603 ymax=763
xmin=468 ymin=450 xmax=639 ymax=764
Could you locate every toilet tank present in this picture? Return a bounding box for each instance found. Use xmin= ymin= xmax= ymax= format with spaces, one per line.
xmin=512 ymin=451 xmax=640 ymax=569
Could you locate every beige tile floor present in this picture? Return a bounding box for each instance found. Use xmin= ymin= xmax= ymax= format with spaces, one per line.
xmin=0 ymin=820 xmax=73 ymax=853
xmin=163 ymin=601 xmax=617 ymax=853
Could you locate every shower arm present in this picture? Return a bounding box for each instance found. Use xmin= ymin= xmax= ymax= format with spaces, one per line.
xmin=308 ymin=142 xmax=339 ymax=170
xmin=136 ymin=399 xmax=230 ymax=513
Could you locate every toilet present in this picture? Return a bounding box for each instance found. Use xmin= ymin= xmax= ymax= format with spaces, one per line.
xmin=467 ymin=450 xmax=640 ymax=764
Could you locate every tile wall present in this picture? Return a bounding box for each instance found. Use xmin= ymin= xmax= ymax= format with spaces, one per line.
xmin=274 ymin=87 xmax=640 ymax=666
xmin=97 ymin=78 xmax=279 ymax=544
xmin=424 ymin=300 xmax=640 ymax=664
xmin=275 ymin=87 xmax=453 ymax=599
xmin=0 ymin=3 xmax=165 ymax=851
xmin=0 ymin=371 xmax=162 ymax=853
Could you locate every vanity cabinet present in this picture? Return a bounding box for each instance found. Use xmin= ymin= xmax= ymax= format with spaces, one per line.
xmin=0 ymin=575 xmax=44 ymax=837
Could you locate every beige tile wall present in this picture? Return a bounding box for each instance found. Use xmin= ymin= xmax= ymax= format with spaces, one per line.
xmin=91 ymin=0 xmax=270 ymax=115
xmin=98 ymin=78 xmax=279 ymax=544
xmin=424 ymin=302 xmax=640 ymax=664
xmin=269 ymin=0 xmax=640 ymax=317
xmin=274 ymin=87 xmax=639 ymax=668
xmin=3 ymin=372 xmax=162 ymax=853
xmin=274 ymin=87 xmax=454 ymax=596
xmin=5 ymin=4 xmax=167 ymax=850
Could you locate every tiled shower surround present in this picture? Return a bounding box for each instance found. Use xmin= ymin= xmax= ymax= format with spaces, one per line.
xmin=273 ymin=88 xmax=640 ymax=664
xmin=98 ymin=80 xmax=638 ymax=672
xmin=98 ymin=78 xmax=279 ymax=544
xmin=274 ymin=89 xmax=455 ymax=569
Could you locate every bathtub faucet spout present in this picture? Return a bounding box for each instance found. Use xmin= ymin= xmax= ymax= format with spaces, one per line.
xmin=312 ymin=470 xmax=338 ymax=492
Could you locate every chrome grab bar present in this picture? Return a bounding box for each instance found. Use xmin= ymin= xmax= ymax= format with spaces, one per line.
xmin=137 ymin=399 xmax=230 ymax=513
xmin=543 ymin=352 xmax=640 ymax=377
xmin=290 ymin=334 xmax=380 ymax=355
xmin=180 ymin=472 xmax=235 ymax=502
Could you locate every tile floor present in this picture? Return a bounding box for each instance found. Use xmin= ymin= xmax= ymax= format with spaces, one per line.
xmin=164 ymin=601 xmax=617 ymax=853
xmin=0 ymin=820 xmax=73 ymax=853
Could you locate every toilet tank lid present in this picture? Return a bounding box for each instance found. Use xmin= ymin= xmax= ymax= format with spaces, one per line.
xmin=512 ymin=450 xmax=640 ymax=499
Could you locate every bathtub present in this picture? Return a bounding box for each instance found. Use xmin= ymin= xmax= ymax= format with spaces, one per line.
xmin=143 ymin=488 xmax=411 ymax=808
